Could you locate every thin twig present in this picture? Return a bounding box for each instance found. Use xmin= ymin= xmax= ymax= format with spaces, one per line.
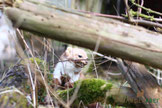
xmin=78 ymin=10 xmax=162 ymax=29
xmin=92 ymin=36 xmax=101 ymax=78
xmin=137 ymin=0 xmax=144 ymax=20
xmin=93 ymin=52 xmax=117 ymax=63
xmin=124 ymin=0 xmax=133 ymax=21
xmin=17 ymin=29 xmax=37 ymax=108
xmin=26 ymin=63 xmax=36 ymax=108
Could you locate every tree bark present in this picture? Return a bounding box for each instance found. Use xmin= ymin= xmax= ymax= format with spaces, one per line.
xmin=117 ymin=59 xmax=162 ymax=108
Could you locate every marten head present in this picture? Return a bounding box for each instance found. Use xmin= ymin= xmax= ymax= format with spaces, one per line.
xmin=60 ymin=47 xmax=88 ymax=68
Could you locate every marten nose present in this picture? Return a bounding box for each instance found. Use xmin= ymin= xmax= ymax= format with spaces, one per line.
xmin=82 ymin=60 xmax=88 ymax=65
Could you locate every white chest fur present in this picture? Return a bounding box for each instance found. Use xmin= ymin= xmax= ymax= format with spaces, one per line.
xmin=53 ymin=61 xmax=82 ymax=83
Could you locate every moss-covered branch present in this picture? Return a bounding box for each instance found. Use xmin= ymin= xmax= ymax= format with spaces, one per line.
xmin=123 ymin=10 xmax=154 ymax=21
xmin=130 ymin=0 xmax=162 ymax=16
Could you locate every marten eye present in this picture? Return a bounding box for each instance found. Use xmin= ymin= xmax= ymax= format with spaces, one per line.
xmin=78 ymin=55 xmax=82 ymax=58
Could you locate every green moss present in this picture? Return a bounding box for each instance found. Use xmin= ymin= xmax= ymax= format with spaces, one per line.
xmin=58 ymin=78 xmax=112 ymax=105
xmin=29 ymin=57 xmax=44 ymax=65
xmin=21 ymin=57 xmax=45 ymax=67
xmin=0 ymin=92 xmax=32 ymax=108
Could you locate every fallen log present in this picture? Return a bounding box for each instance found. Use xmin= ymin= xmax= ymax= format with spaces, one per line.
xmin=3 ymin=0 xmax=162 ymax=70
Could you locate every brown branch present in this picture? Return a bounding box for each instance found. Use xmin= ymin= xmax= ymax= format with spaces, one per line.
xmin=78 ymin=10 xmax=162 ymax=29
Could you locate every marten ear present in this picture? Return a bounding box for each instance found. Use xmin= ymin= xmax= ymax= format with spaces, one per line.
xmin=60 ymin=47 xmax=73 ymax=60
xmin=65 ymin=47 xmax=73 ymax=56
